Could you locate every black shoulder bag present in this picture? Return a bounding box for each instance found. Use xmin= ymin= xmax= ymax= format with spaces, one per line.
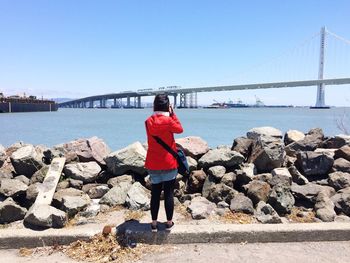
xmin=145 ymin=122 xmax=189 ymax=176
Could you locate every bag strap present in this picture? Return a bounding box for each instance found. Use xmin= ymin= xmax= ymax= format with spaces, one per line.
xmin=145 ymin=121 xmax=179 ymax=159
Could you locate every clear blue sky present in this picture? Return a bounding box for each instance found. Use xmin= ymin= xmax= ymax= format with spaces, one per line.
xmin=0 ymin=0 xmax=349 ymax=106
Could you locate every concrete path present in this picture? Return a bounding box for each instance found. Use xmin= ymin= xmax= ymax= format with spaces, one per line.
xmin=2 ymin=241 xmax=350 ymax=263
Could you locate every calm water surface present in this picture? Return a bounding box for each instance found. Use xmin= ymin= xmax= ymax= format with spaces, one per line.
xmin=0 ymin=107 xmax=349 ymax=151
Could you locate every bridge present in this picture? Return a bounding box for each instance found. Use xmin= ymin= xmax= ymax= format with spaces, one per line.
xmin=59 ymin=27 xmax=350 ymax=109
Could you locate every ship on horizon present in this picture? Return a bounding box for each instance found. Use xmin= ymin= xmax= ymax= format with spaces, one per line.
xmin=0 ymin=92 xmax=58 ymax=113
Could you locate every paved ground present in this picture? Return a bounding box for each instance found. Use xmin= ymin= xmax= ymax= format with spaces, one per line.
xmin=2 ymin=241 xmax=350 ymax=263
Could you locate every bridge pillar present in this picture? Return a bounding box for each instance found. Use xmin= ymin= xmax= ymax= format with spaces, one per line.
xmin=137 ymin=96 xmax=142 ymax=108
xmin=173 ymin=94 xmax=178 ymax=108
xmin=314 ymin=26 xmax=328 ymax=109
xmin=127 ymin=96 xmax=131 ymax=108
xmin=89 ymin=100 xmax=93 ymax=108
xmin=113 ymin=98 xmax=117 ymax=107
xmin=179 ymin=93 xmax=188 ymax=108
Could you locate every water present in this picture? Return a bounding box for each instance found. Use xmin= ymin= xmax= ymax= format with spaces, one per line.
xmin=0 ymin=107 xmax=349 ymax=151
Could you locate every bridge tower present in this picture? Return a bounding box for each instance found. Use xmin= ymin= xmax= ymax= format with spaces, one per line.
xmin=313 ymin=26 xmax=328 ymax=109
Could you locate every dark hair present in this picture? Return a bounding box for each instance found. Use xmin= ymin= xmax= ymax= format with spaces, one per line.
xmin=153 ymin=94 xmax=170 ymax=112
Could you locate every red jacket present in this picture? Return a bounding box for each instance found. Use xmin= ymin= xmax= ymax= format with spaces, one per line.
xmin=145 ymin=112 xmax=183 ymax=170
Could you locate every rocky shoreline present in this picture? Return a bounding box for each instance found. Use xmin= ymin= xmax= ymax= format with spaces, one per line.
xmin=0 ymin=127 xmax=350 ymax=229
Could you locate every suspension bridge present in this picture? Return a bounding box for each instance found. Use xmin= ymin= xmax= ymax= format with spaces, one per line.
xmin=59 ymin=27 xmax=350 ymax=109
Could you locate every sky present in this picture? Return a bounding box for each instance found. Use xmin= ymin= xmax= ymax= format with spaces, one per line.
xmin=0 ymin=0 xmax=349 ymax=106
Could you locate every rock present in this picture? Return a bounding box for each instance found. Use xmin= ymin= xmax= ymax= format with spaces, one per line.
xmin=314 ymin=191 xmax=336 ymax=222
xmin=52 ymin=188 xmax=88 ymax=208
xmin=125 ymin=182 xmax=150 ymax=210
xmin=334 ymin=215 xmax=350 ymax=222
xmin=235 ymin=163 xmax=257 ymax=190
xmin=0 ymin=197 xmax=27 ymax=224
xmin=56 ymin=180 xmax=70 ymax=191
xmin=206 ymin=183 xmax=237 ymax=204
xmin=61 ymin=195 xmax=91 ymax=217
xmin=24 ymin=204 xmax=67 ymax=228
xmin=0 ymin=145 xmax=6 ymax=168
xmin=248 ymin=136 xmax=285 ymax=173
xmin=322 ymin=135 xmax=350 ymax=149
xmin=288 ymin=166 xmax=309 ymax=185
xmin=201 ymin=174 xmax=216 ymax=199
xmin=253 ymin=173 xmax=272 ymax=183
xmin=26 ymin=183 xmax=42 ymax=202
xmin=231 ymin=137 xmax=253 ymax=159
xmin=63 ymin=137 xmax=111 ymax=165
xmin=79 ymin=200 xmax=100 ymax=217
xmin=328 ymin=172 xmax=350 ymax=190
xmin=186 ymin=156 xmax=198 ymax=172
xmin=269 ymin=168 xmax=292 ymax=186
xmin=30 ymin=166 xmax=49 ymax=184
xmin=332 ymin=158 xmax=350 ymax=173
xmin=99 ymin=181 xmax=132 ymax=206
xmin=291 ymin=183 xmax=335 ymax=207
xmin=284 ymin=130 xmax=305 ymax=145
xmin=296 ymin=151 xmax=334 ymax=177
xmin=207 ymin=166 xmax=226 ymax=181
xmin=331 ymin=187 xmax=350 ymax=216
xmin=229 ymin=194 xmax=254 ymax=214
xmin=67 ymin=178 xmax=83 ymax=189
xmin=335 ymin=145 xmax=350 ymax=162
xmin=107 ymin=175 xmax=133 ymax=188
xmin=198 ymin=148 xmax=244 ymax=170
xmin=255 ymin=201 xmax=282 ymax=224
xmin=217 ymin=201 xmax=230 ymax=208
xmin=314 ymin=148 xmax=337 ymax=158
xmin=187 ymin=196 xmax=216 ymax=219
xmin=187 ymin=170 xmax=207 ymax=193
xmin=285 ymin=128 xmax=324 ymax=156
xmin=105 ymin=142 xmax=147 ymax=176
xmin=176 ymin=137 xmax=209 ymax=159
xmin=10 ymin=145 xmax=44 ymax=177
xmin=221 ymin=172 xmax=236 ymax=188
xmin=0 ymin=171 xmax=13 ymax=180
xmin=268 ymin=184 xmax=295 ymax=215
xmin=0 ymin=178 xmax=28 ymax=198
xmin=86 ymin=185 xmax=110 ymax=199
xmin=247 ymin=127 xmax=283 ymax=140
xmin=64 ymin=162 xmax=101 ymax=183
xmin=246 ymin=180 xmax=271 ymax=205
xmin=14 ymin=175 xmax=30 ymax=186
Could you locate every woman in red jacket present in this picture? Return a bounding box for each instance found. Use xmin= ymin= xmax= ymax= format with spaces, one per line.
xmin=145 ymin=94 xmax=183 ymax=232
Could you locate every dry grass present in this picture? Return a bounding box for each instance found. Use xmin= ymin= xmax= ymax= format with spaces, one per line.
xmin=219 ymin=211 xmax=255 ymax=224
xmin=124 ymin=210 xmax=145 ymax=222
xmin=287 ymin=207 xmax=316 ymax=223
xmin=174 ymin=204 xmax=191 ymax=220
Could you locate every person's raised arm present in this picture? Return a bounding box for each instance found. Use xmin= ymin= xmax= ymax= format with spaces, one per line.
xmin=169 ymin=107 xmax=183 ymax=134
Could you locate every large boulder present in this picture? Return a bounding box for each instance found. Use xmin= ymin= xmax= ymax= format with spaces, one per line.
xmin=284 ymin=130 xmax=305 ymax=145
xmin=125 ymin=182 xmax=150 ymax=210
xmin=285 ymin=128 xmax=324 ymax=156
xmin=0 ymin=145 xmax=6 ymax=168
xmin=186 ymin=156 xmax=198 ymax=172
xmin=328 ymin=172 xmax=350 ymax=191
xmin=288 ymin=166 xmax=309 ymax=185
xmin=248 ymin=136 xmax=285 ymax=173
xmin=255 ymin=201 xmax=282 ymax=224
xmin=24 ymin=204 xmax=67 ymax=228
xmin=331 ymin=187 xmax=350 ymax=216
xmin=247 ymin=127 xmax=283 ymax=140
xmin=296 ymin=151 xmax=334 ymax=177
xmin=186 ymin=170 xmax=207 ymax=193
xmin=332 ymin=158 xmax=350 ymax=173
xmin=26 ymin=183 xmax=42 ymax=202
xmin=187 ymin=196 xmax=216 ymax=219
xmin=246 ymin=180 xmax=271 ymax=205
xmin=86 ymin=185 xmax=110 ymax=199
xmin=206 ymin=183 xmax=237 ymax=204
xmin=207 ymin=166 xmax=226 ymax=181
xmin=30 ymin=166 xmax=49 ymax=184
xmin=176 ymin=137 xmax=209 ymax=159
xmin=107 ymin=175 xmax=133 ymax=188
xmin=221 ymin=172 xmax=236 ymax=188
xmin=0 ymin=197 xmax=27 ymax=224
xmin=0 ymin=178 xmax=28 ymax=198
xmin=322 ymin=135 xmax=350 ymax=149
xmin=198 ymin=148 xmax=244 ymax=170
xmin=62 ymin=137 xmax=111 ymax=165
xmin=291 ymin=183 xmax=335 ymax=207
xmin=335 ymin=145 xmax=350 ymax=162
xmin=100 ymin=181 xmax=132 ymax=206
xmin=61 ymin=195 xmax=91 ymax=217
xmin=269 ymin=168 xmax=292 ymax=186
xmin=10 ymin=145 xmax=44 ymax=177
xmin=314 ymin=191 xmax=336 ymax=222
xmin=64 ymin=162 xmax=101 ymax=183
xmin=105 ymin=142 xmax=147 ymax=176
xmin=52 ymin=188 xmax=88 ymax=208
xmin=201 ymin=174 xmax=216 ymax=199
xmin=229 ymin=194 xmax=254 ymax=214
xmin=231 ymin=137 xmax=253 ymax=159
xmin=268 ymin=184 xmax=295 ymax=215
xmin=235 ymin=163 xmax=257 ymax=190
